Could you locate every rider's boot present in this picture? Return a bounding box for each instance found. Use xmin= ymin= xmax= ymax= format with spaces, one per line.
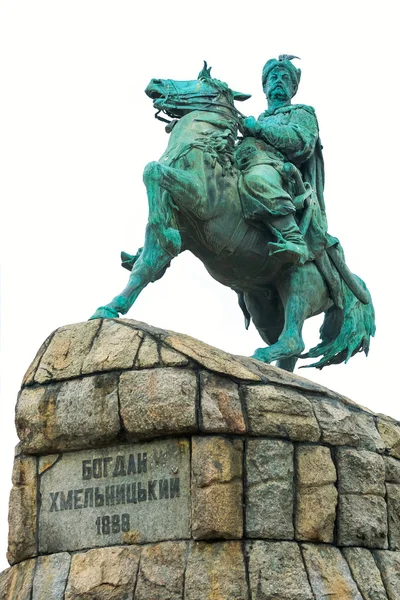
xmin=267 ymin=214 xmax=309 ymax=266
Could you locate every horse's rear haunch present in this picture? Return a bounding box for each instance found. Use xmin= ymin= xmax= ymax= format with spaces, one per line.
xmin=89 ymin=66 xmax=375 ymax=372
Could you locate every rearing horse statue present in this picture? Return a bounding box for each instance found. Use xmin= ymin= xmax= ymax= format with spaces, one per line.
xmin=90 ymin=65 xmax=375 ymax=372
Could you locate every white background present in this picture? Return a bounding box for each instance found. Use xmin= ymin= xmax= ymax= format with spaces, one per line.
xmin=0 ymin=0 xmax=398 ymax=572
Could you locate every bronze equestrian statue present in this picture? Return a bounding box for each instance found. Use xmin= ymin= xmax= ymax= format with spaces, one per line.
xmin=90 ymin=57 xmax=375 ymax=372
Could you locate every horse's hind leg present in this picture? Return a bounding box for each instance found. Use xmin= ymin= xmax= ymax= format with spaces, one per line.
xmin=276 ymin=356 xmax=299 ymax=372
xmin=90 ymin=225 xmax=173 ymax=319
xmin=253 ymin=288 xmax=308 ymax=367
xmin=252 ymin=266 xmax=324 ymax=368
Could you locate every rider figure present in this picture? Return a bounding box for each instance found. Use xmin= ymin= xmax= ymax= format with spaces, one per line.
xmin=237 ymin=55 xmax=324 ymax=266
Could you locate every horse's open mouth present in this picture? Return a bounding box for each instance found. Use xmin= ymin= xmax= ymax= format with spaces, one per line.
xmin=146 ymin=89 xmax=163 ymax=100
xmin=145 ymin=80 xmax=165 ymax=100
xmin=147 ymin=89 xmax=168 ymax=110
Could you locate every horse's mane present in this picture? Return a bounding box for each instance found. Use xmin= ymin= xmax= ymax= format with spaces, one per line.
xmin=198 ymin=61 xmax=234 ymax=103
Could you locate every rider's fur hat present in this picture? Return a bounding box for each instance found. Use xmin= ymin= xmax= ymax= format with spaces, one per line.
xmin=262 ymin=55 xmax=301 ymax=92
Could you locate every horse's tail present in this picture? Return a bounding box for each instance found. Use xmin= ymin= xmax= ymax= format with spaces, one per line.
xmin=302 ymin=275 xmax=376 ymax=369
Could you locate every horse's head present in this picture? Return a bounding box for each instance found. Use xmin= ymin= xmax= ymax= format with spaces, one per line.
xmin=145 ymin=62 xmax=251 ymax=121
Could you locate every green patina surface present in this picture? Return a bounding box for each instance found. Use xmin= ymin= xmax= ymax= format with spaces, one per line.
xmin=90 ymin=57 xmax=375 ymax=372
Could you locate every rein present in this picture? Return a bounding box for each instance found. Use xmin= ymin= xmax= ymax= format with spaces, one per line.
xmin=155 ymin=110 xmax=172 ymax=124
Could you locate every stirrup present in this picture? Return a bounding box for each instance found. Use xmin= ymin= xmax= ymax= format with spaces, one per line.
xmin=268 ymin=241 xmax=308 ymax=266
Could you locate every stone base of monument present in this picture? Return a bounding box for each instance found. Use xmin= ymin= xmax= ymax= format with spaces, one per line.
xmin=1 ymin=319 xmax=400 ymax=599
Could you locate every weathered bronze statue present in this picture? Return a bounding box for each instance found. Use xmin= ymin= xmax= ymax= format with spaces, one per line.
xmin=90 ymin=57 xmax=375 ymax=372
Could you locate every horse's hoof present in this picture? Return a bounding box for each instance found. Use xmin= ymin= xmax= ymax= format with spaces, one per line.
xmin=89 ymin=306 xmax=120 ymax=320
xmin=252 ymin=347 xmax=273 ymax=363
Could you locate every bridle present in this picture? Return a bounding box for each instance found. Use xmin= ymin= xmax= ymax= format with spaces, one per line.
xmin=153 ymin=79 xmax=245 ymax=126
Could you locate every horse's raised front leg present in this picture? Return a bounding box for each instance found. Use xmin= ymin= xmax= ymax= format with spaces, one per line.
xmin=90 ymin=159 xmax=204 ymax=320
xmin=144 ymin=160 xmax=206 ymax=252
xmin=90 ymin=225 xmax=173 ymax=319
xmin=90 ymin=159 xmax=188 ymax=320
xmin=143 ymin=161 xmax=181 ymax=257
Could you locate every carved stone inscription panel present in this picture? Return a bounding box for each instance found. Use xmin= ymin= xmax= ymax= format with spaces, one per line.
xmin=38 ymin=439 xmax=190 ymax=553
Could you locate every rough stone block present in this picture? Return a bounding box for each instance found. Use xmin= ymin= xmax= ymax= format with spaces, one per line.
xmin=385 ymin=456 xmax=400 ymax=483
xmin=247 ymin=541 xmax=313 ymax=600
xmin=160 ymin=345 xmax=188 ymax=367
xmin=387 ymin=484 xmax=400 ymax=551
xmin=246 ymin=438 xmax=294 ymax=539
xmin=161 ymin=331 xmax=261 ymax=381
xmin=374 ymin=550 xmax=400 ymax=600
xmin=296 ymin=438 xmax=337 ymax=544
xmin=119 ymin=369 xmax=197 ymax=437
xmin=377 ymin=418 xmax=400 ymax=459
xmin=64 ymin=546 xmax=141 ymax=600
xmin=16 ymin=374 xmax=120 ymax=453
xmin=297 ymin=445 xmax=337 ymax=486
xmin=342 ymin=547 xmax=388 ymax=600
xmin=312 ymin=397 xmax=360 ymax=446
xmin=35 ymin=321 xmax=101 ymax=383
xmin=7 ymin=455 xmax=37 ymax=565
xmin=245 ymin=384 xmax=320 ymax=441
xmin=246 ymin=438 xmax=294 ymax=484
xmin=82 ymin=320 xmax=142 ymax=373
xmin=351 ymin=410 xmax=385 ymax=452
xmin=0 ymin=559 xmax=36 ymax=600
xmin=135 ymin=542 xmax=186 ymax=600
xmin=337 ymin=448 xmax=386 ymax=496
xmin=16 ymin=386 xmax=48 ymax=452
xmin=200 ymin=371 xmax=245 ymax=433
xmin=192 ymin=436 xmax=243 ymax=539
xmin=338 ymin=494 xmax=388 ymax=548
xmin=22 ymin=332 xmax=54 ymax=386
xmin=135 ymin=335 xmax=159 ymax=368
xmin=296 ymin=485 xmax=338 ymax=543
xmin=302 ymin=544 xmax=363 ymax=599
xmin=184 ymin=541 xmax=248 ymax=600
xmin=32 ymin=553 xmax=71 ymax=600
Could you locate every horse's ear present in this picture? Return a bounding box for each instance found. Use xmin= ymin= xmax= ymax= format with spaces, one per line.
xmin=198 ymin=61 xmax=212 ymax=80
xmin=232 ymin=90 xmax=251 ymax=102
